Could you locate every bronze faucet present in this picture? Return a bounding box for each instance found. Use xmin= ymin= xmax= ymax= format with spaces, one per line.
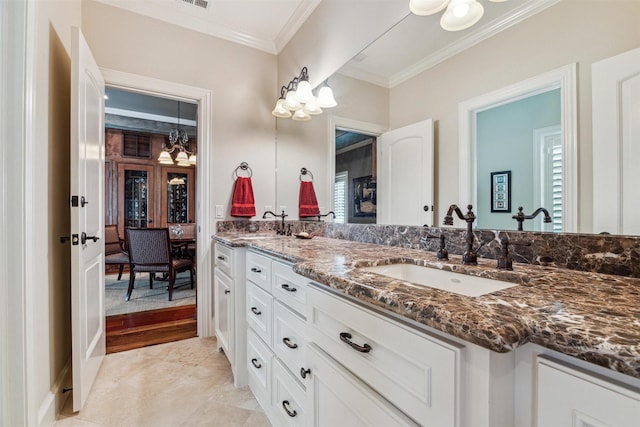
xmin=443 ymin=204 xmax=478 ymax=265
xmin=512 ymin=206 xmax=552 ymax=231
xmin=497 ymin=236 xmax=532 ymax=270
xmin=427 ymin=233 xmax=448 ymax=260
xmin=262 ymin=210 xmax=290 ymax=235
xmin=316 ymin=211 xmax=336 ymax=221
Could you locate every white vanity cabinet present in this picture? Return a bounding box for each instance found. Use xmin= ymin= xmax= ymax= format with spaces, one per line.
xmin=536 ymin=356 xmax=640 ymax=427
xmin=213 ymin=242 xmax=247 ymax=387
xmin=245 ymin=250 xmax=311 ymax=426
xmin=307 ymin=284 xmax=463 ymax=426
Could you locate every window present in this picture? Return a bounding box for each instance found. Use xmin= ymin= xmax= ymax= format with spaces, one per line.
xmin=534 ymin=126 xmax=562 ymax=232
xmin=122 ymin=132 xmax=151 ymax=158
xmin=334 ymin=171 xmax=348 ymax=224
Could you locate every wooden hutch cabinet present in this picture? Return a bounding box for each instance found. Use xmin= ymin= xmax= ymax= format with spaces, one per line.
xmin=105 ymin=129 xmax=196 ymax=239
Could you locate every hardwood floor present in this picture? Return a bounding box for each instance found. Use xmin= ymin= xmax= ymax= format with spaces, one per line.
xmin=106 ymin=304 xmax=197 ymax=354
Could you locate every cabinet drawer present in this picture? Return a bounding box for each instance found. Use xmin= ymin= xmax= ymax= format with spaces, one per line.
xmin=247 ymin=328 xmax=273 ymax=412
xmin=273 ymin=358 xmax=308 ymax=427
xmin=307 ymin=343 xmax=418 ymax=427
xmin=273 ymin=301 xmax=308 ymax=387
xmin=272 ymin=261 xmax=308 ymax=317
xmin=246 ymin=250 xmax=272 ymax=292
xmin=247 ymin=282 xmax=273 ymax=346
xmin=214 ymin=243 xmax=233 ymax=277
xmin=307 ymin=285 xmax=462 ymax=426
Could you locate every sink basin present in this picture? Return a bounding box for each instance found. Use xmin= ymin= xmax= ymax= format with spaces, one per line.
xmin=360 ymin=264 xmax=517 ymax=297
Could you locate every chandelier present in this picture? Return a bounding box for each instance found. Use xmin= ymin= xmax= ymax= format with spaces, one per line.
xmin=157 ymin=101 xmax=196 ymax=166
xmin=409 ymin=0 xmax=507 ymax=31
xmin=271 ymin=67 xmax=337 ymax=121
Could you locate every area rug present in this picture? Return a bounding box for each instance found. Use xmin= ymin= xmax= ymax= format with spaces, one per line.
xmin=105 ymin=272 xmax=196 ymax=316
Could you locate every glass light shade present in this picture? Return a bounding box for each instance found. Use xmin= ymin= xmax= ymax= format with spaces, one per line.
xmin=284 ymin=90 xmax=302 ymax=110
xmin=188 ymin=154 xmax=197 ymax=165
xmin=409 ymin=0 xmax=449 ymax=16
xmin=175 ymin=151 xmax=189 ymax=162
xmin=169 ymin=177 xmax=186 ymax=185
xmin=316 ymin=85 xmax=337 ymax=108
xmin=440 ymin=0 xmax=483 ymax=31
xmin=176 ymin=160 xmax=191 ymax=167
xmin=303 ymin=100 xmax=323 ymax=115
xmin=158 ymin=150 xmax=174 ymax=164
xmin=295 ymin=80 xmax=315 ymax=104
xmin=272 ymin=99 xmax=292 ymax=118
xmin=292 ymin=109 xmax=311 ymax=121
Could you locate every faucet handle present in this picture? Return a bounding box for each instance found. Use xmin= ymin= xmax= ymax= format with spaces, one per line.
xmin=427 ymin=234 xmax=448 ymax=260
xmin=497 ymin=237 xmax=531 ymax=270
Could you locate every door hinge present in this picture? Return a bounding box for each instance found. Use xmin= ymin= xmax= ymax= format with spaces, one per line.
xmin=70 ymin=195 xmax=79 ymax=207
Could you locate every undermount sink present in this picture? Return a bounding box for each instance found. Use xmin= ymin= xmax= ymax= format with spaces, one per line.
xmin=360 ymin=263 xmax=517 ymax=297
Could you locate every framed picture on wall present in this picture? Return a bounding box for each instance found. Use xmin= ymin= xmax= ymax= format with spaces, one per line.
xmin=353 ymin=175 xmax=377 ymax=217
xmin=491 ymin=171 xmax=511 ymax=212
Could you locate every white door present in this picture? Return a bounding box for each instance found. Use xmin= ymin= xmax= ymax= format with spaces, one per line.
xmin=593 ymin=47 xmax=640 ymax=235
xmin=71 ymin=27 xmax=106 ymax=411
xmin=377 ymin=119 xmax=434 ymax=226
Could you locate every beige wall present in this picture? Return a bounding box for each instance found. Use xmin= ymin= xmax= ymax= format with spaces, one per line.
xmin=389 ymin=0 xmax=640 ymax=232
xmin=81 ymin=0 xmax=278 ymax=221
xmin=31 ymin=0 xmax=82 ymax=423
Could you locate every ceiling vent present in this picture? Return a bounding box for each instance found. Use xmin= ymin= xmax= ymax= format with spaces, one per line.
xmin=179 ymin=0 xmax=209 ymax=10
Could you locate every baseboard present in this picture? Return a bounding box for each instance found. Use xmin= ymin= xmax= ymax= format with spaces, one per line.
xmin=37 ymin=358 xmax=71 ymax=426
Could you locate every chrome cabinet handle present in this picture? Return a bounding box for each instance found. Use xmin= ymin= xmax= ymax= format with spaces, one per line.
xmin=251 ymin=307 xmax=262 ymax=315
xmin=282 ymin=337 xmax=298 ymax=349
xmin=251 ymin=358 xmax=261 ymax=369
xmin=282 ymin=400 xmax=297 ymax=418
xmin=250 ymin=267 xmax=262 ymax=273
xmin=281 ymin=284 xmax=297 ymax=292
xmin=339 ymin=332 xmax=372 ymax=353
xmin=300 ymin=367 xmax=311 ymax=379
xmin=224 ymin=289 xmax=230 ymax=295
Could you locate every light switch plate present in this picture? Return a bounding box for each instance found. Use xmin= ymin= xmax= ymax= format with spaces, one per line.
xmin=215 ymin=205 xmax=224 ymax=218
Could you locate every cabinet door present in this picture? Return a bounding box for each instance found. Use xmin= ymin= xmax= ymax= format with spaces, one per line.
xmin=307 ymin=344 xmax=418 ymax=427
xmin=537 ymin=357 xmax=640 ymax=427
xmin=117 ymin=163 xmax=154 ymax=237
xmin=214 ymin=268 xmax=233 ymax=360
xmin=160 ymin=166 xmax=195 ymax=227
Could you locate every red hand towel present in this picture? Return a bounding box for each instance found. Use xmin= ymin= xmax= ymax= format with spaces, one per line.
xmin=230 ymin=177 xmax=256 ymax=217
xmin=299 ymin=181 xmax=320 ymax=217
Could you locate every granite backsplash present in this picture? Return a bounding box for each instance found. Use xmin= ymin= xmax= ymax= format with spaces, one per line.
xmin=216 ymin=220 xmax=640 ymax=278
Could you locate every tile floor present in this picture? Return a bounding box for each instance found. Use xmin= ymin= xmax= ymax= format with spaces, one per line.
xmin=56 ymin=337 xmax=271 ymax=427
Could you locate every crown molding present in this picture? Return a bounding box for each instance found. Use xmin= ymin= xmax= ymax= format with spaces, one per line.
xmin=274 ymin=0 xmax=322 ymax=53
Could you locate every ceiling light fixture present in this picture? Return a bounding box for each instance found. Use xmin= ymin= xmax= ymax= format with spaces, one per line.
xmin=271 ymin=67 xmax=337 ymax=121
xmin=158 ymin=101 xmax=196 ymax=166
xmin=409 ymin=0 xmax=506 ymax=31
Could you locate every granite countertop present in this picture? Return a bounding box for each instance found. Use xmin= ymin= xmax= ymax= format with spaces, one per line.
xmin=212 ymin=232 xmax=640 ymax=379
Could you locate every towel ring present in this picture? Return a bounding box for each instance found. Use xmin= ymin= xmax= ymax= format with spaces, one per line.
xmin=300 ymin=167 xmax=314 ymax=182
xmin=233 ymin=162 xmax=252 ymax=178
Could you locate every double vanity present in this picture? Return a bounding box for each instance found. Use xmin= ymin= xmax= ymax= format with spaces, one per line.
xmin=212 ymin=225 xmax=640 ymax=427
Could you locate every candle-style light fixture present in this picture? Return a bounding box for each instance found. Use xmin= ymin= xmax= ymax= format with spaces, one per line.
xmin=158 ymin=101 xmax=196 ymax=166
xmin=272 ymin=67 xmax=337 ymax=121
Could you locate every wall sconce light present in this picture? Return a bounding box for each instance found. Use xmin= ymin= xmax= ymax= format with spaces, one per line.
xmin=409 ymin=0 xmax=507 ymax=31
xmin=272 ymin=67 xmax=337 ymax=121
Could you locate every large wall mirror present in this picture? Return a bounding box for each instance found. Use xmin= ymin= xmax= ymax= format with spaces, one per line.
xmin=274 ymin=0 xmax=640 ymax=235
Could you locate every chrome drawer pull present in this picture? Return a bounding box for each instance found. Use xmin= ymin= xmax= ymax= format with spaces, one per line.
xmin=300 ymin=367 xmax=311 ymax=379
xmin=250 ymin=267 xmax=262 ymax=273
xmin=282 ymin=400 xmax=297 ymax=418
xmin=339 ymin=332 xmax=372 ymax=353
xmin=281 ymin=284 xmax=297 ymax=292
xmin=251 ymin=358 xmax=262 ymax=369
xmin=282 ymin=337 xmax=298 ymax=349
xmin=251 ymin=307 xmax=262 ymax=315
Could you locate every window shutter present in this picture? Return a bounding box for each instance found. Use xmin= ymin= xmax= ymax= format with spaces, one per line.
xmin=334 ymin=172 xmax=348 ymax=224
xmin=551 ymin=141 xmax=563 ymax=232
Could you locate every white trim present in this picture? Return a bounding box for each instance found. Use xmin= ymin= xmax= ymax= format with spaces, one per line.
xmin=328 ymin=116 xmax=387 ymax=214
xmin=459 ymin=63 xmax=577 ymax=232
xmin=273 ymin=0 xmax=322 ymax=53
xmin=101 ymin=68 xmax=214 ymax=338
xmin=37 ymin=359 xmax=71 ymax=425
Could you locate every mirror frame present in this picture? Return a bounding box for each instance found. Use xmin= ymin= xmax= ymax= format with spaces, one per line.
xmin=458 ymin=63 xmax=578 ymax=232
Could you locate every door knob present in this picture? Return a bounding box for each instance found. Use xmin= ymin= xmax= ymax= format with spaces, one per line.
xmin=81 ymin=232 xmax=100 ymax=245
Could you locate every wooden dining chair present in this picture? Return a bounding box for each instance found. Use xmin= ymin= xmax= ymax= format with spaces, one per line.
xmin=104 ymin=224 xmax=129 ymax=280
xmin=124 ymin=227 xmax=194 ymax=301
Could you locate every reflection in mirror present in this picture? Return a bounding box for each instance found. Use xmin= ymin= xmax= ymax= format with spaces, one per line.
xmin=476 ymin=89 xmax=561 ymax=232
xmin=334 ymin=130 xmax=377 ymax=224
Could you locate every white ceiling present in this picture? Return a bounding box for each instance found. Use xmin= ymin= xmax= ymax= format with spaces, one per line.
xmin=94 ymin=0 xmax=322 ymax=54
